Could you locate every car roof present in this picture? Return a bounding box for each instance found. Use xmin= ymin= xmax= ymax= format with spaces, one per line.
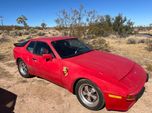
xmin=30 ymin=36 xmax=76 ymax=42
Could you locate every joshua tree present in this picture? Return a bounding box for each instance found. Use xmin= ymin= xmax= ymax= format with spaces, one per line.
xmin=41 ymin=22 xmax=47 ymax=29
xmin=149 ymin=24 xmax=152 ymax=29
xmin=0 ymin=16 xmax=4 ymax=26
xmin=16 ymin=15 xmax=28 ymax=28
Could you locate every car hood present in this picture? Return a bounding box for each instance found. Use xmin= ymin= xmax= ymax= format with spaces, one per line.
xmin=66 ymin=50 xmax=135 ymax=81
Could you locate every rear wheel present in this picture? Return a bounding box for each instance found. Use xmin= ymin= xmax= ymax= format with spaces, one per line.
xmin=17 ymin=59 xmax=31 ymax=78
xmin=75 ymin=79 xmax=105 ymax=110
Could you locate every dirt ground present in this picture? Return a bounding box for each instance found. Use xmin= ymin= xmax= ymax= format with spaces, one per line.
xmin=0 ymin=34 xmax=152 ymax=113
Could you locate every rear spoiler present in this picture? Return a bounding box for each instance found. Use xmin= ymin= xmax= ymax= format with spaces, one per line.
xmin=14 ymin=40 xmax=29 ymax=47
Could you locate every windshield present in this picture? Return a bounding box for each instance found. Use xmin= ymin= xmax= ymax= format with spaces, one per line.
xmin=51 ymin=38 xmax=92 ymax=58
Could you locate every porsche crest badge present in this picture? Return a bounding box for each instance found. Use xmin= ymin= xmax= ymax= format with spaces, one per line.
xmin=63 ymin=66 xmax=68 ymax=76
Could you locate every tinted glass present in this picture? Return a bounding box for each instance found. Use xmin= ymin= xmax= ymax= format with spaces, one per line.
xmin=26 ymin=41 xmax=35 ymax=53
xmin=52 ymin=38 xmax=92 ymax=58
xmin=34 ymin=42 xmax=52 ymax=56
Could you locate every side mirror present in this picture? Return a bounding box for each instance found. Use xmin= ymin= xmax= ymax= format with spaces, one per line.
xmin=42 ymin=54 xmax=53 ymax=61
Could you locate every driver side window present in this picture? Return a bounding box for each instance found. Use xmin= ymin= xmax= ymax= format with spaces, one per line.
xmin=34 ymin=41 xmax=54 ymax=57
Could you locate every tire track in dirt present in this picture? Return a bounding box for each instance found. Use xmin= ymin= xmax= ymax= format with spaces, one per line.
xmin=0 ymin=60 xmax=18 ymax=75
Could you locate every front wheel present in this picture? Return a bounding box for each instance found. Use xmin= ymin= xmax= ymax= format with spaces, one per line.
xmin=17 ymin=59 xmax=31 ymax=78
xmin=75 ymin=79 xmax=105 ymax=111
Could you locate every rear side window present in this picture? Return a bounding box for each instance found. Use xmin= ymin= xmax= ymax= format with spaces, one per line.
xmin=34 ymin=42 xmax=53 ymax=56
xmin=26 ymin=41 xmax=36 ymax=53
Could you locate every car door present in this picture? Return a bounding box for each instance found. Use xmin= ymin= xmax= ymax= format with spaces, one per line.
xmin=25 ymin=41 xmax=37 ymax=75
xmin=32 ymin=41 xmax=62 ymax=85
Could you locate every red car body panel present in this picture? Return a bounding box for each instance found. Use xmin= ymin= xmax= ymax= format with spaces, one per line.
xmin=13 ymin=37 xmax=147 ymax=111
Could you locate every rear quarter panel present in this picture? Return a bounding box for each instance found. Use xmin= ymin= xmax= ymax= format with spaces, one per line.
xmin=13 ymin=41 xmax=34 ymax=74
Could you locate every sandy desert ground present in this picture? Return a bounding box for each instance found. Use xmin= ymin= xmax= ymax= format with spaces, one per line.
xmin=0 ymin=31 xmax=152 ymax=113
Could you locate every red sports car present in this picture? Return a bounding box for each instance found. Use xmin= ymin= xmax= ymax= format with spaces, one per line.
xmin=13 ymin=37 xmax=149 ymax=111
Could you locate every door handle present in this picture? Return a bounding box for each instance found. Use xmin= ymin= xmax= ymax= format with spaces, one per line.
xmin=32 ymin=58 xmax=37 ymax=61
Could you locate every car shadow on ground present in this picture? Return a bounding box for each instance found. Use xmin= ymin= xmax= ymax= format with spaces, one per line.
xmin=0 ymin=88 xmax=17 ymax=113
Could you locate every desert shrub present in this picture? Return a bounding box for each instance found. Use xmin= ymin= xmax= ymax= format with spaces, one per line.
xmin=9 ymin=31 xmax=17 ymax=37
xmin=145 ymin=39 xmax=152 ymax=51
xmin=0 ymin=25 xmax=24 ymax=31
xmin=0 ymin=38 xmax=8 ymax=43
xmin=37 ymin=32 xmax=45 ymax=36
xmin=29 ymin=28 xmax=38 ymax=34
xmin=52 ymin=33 xmax=55 ymax=36
xmin=146 ymin=63 xmax=152 ymax=71
xmin=85 ymin=38 xmax=110 ymax=51
xmin=127 ymin=38 xmax=136 ymax=44
xmin=22 ymin=30 xmax=29 ymax=35
xmin=145 ymin=39 xmax=152 ymax=44
xmin=138 ymin=39 xmax=146 ymax=43
xmin=3 ymin=30 xmax=9 ymax=35
xmin=26 ymin=36 xmax=32 ymax=40
xmin=0 ymin=54 xmax=5 ymax=60
xmin=9 ymin=30 xmax=22 ymax=37
xmin=55 ymin=32 xmax=59 ymax=36
xmin=0 ymin=35 xmax=9 ymax=43
xmin=17 ymin=39 xmax=24 ymax=42
xmin=0 ymin=30 xmax=3 ymax=35
xmin=146 ymin=43 xmax=152 ymax=51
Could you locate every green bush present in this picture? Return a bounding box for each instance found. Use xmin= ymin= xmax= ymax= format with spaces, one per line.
xmin=85 ymin=38 xmax=110 ymax=51
xmin=37 ymin=32 xmax=45 ymax=36
xmin=146 ymin=43 xmax=152 ymax=51
xmin=127 ymin=38 xmax=136 ymax=44
xmin=3 ymin=30 xmax=9 ymax=35
xmin=22 ymin=30 xmax=29 ymax=35
xmin=0 ymin=35 xmax=9 ymax=43
xmin=29 ymin=28 xmax=38 ymax=34
xmin=145 ymin=39 xmax=152 ymax=51
xmin=26 ymin=36 xmax=32 ymax=40
xmin=145 ymin=39 xmax=152 ymax=44
xmin=10 ymin=30 xmax=22 ymax=37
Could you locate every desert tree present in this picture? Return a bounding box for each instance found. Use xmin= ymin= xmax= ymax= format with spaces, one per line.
xmin=55 ymin=6 xmax=134 ymax=38
xmin=149 ymin=23 xmax=152 ymax=30
xmin=16 ymin=15 xmax=28 ymax=28
xmin=41 ymin=22 xmax=47 ymax=29
xmin=55 ymin=5 xmax=97 ymax=37
xmin=55 ymin=9 xmax=70 ymax=35
xmin=0 ymin=16 xmax=4 ymax=26
xmin=87 ymin=15 xmax=113 ymax=37
xmin=113 ymin=14 xmax=134 ymax=37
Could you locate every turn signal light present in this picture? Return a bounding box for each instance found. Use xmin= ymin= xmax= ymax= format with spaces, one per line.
xmin=108 ymin=94 xmax=122 ymax=99
xmin=126 ymin=95 xmax=136 ymax=101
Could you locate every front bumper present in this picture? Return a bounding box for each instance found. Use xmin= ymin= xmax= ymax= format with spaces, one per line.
xmin=105 ymin=87 xmax=145 ymax=111
xmin=104 ymin=66 xmax=149 ymax=111
xmin=104 ymin=71 xmax=149 ymax=111
xmin=146 ymin=73 xmax=149 ymax=82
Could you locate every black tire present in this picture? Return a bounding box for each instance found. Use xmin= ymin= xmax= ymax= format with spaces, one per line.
xmin=17 ymin=59 xmax=31 ymax=78
xmin=75 ymin=79 xmax=105 ymax=110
